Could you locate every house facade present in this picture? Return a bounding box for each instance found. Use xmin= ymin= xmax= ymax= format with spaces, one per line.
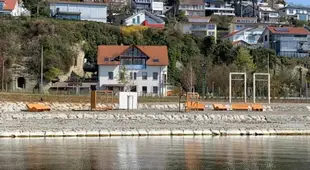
xmin=133 ymin=0 xmax=164 ymax=15
xmin=278 ymin=4 xmax=310 ymax=21
xmin=49 ymin=1 xmax=107 ymax=23
xmin=242 ymin=5 xmax=279 ymax=24
xmin=97 ymin=45 xmax=168 ymax=96
xmin=229 ymin=17 xmax=258 ymax=33
xmin=179 ymin=0 xmax=205 ymax=16
xmin=205 ymin=0 xmax=235 ymax=16
xmin=259 ymin=27 xmax=310 ymax=57
xmin=0 ymin=0 xmax=29 ymax=16
xmin=176 ymin=16 xmax=217 ymax=39
xmin=223 ymin=27 xmax=264 ymax=47
xmin=123 ymin=10 xmax=165 ymax=28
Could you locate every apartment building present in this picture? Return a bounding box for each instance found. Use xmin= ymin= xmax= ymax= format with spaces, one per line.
xmin=205 ymin=0 xmax=235 ymax=16
xmin=179 ymin=0 xmax=205 ymax=16
xmin=97 ymin=45 xmax=168 ymax=96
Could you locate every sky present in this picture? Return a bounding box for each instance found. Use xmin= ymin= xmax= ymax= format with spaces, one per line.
xmin=286 ymin=0 xmax=310 ymax=5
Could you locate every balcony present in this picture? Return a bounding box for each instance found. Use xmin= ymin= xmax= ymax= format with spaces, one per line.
xmin=191 ymin=26 xmax=207 ymax=31
xmin=134 ymin=0 xmax=151 ymax=3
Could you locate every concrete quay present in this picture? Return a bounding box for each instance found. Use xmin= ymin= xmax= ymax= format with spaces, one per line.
xmin=1 ymin=129 xmax=310 ymax=138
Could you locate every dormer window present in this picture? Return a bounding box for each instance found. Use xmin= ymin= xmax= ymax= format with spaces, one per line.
xmin=153 ymin=59 xmax=159 ymax=62
xmin=104 ymin=57 xmax=109 ymax=61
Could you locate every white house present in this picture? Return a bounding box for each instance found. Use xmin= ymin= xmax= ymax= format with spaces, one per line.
xmin=176 ymin=16 xmax=217 ymax=40
xmin=223 ymin=26 xmax=264 ymax=48
xmin=278 ymin=4 xmax=310 ymax=21
xmin=179 ymin=0 xmax=205 ymax=16
xmin=123 ymin=10 xmax=165 ymax=28
xmin=205 ymin=0 xmax=235 ymax=16
xmin=49 ymin=1 xmax=107 ymax=23
xmin=97 ymin=45 xmax=169 ymax=96
xmin=242 ymin=4 xmax=279 ymax=24
xmin=0 ymin=0 xmax=30 ymax=16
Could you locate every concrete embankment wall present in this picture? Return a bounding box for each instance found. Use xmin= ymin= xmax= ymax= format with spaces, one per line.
xmin=1 ymin=111 xmax=310 ymax=137
xmin=1 ymin=129 xmax=310 ymax=138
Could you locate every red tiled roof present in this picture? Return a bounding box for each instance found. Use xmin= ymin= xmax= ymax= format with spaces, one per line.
xmin=141 ymin=21 xmax=164 ymax=29
xmin=267 ymin=26 xmax=310 ymax=35
xmin=1 ymin=0 xmax=17 ymax=10
xmin=97 ymin=45 xmax=169 ymax=66
xmin=179 ymin=0 xmax=204 ymax=5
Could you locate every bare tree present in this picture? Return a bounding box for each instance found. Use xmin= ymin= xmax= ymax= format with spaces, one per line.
xmin=118 ymin=66 xmax=133 ymax=92
xmin=180 ymin=63 xmax=196 ymax=92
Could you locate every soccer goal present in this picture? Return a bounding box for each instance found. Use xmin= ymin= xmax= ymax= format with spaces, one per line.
xmin=229 ymin=72 xmax=247 ymax=103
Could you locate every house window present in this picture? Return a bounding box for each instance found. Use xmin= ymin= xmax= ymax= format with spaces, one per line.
xmin=208 ymin=31 xmax=215 ymax=36
xmin=142 ymin=72 xmax=147 ymax=80
xmin=153 ymin=72 xmax=158 ymax=80
xmin=108 ymin=72 xmax=113 ymax=80
xmin=236 ymin=25 xmax=243 ymax=30
xmin=208 ymin=24 xmax=215 ymax=30
xmin=264 ymin=35 xmax=268 ymax=41
xmin=134 ymin=72 xmax=137 ymax=80
xmin=137 ymin=16 xmax=140 ymax=23
xmin=153 ymin=86 xmax=158 ymax=94
xmin=130 ymin=72 xmax=133 ymax=80
xmin=142 ymin=86 xmax=147 ymax=94
xmin=288 ymin=9 xmax=294 ymax=14
xmin=162 ymin=74 xmax=167 ymax=84
xmin=104 ymin=57 xmax=109 ymax=61
xmin=132 ymin=18 xmax=136 ymax=24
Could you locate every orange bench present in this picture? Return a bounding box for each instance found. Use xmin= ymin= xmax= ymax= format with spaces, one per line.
xmin=185 ymin=102 xmax=205 ymax=111
xmin=231 ymin=104 xmax=249 ymax=111
xmin=26 ymin=103 xmax=51 ymax=112
xmin=213 ymin=104 xmax=227 ymax=111
xmin=252 ymin=104 xmax=263 ymax=111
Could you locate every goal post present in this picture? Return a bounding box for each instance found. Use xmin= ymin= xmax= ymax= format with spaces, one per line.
xmin=229 ymin=72 xmax=247 ymax=103
xmin=253 ymin=73 xmax=270 ymax=104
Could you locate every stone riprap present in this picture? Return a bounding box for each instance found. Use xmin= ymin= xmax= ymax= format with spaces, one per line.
xmin=0 ymin=110 xmax=310 ymax=137
xmin=1 ymin=101 xmax=310 ymax=112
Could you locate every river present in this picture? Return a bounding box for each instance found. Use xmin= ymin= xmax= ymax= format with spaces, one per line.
xmin=0 ymin=136 xmax=310 ymax=170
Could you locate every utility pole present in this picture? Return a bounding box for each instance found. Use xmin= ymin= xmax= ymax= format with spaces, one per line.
xmin=1 ymin=56 xmax=4 ymax=91
xmin=40 ymin=46 xmax=43 ymax=94
xmin=267 ymin=53 xmax=270 ymax=74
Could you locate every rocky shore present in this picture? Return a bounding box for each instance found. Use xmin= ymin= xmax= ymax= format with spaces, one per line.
xmin=0 ymin=109 xmax=310 ymax=137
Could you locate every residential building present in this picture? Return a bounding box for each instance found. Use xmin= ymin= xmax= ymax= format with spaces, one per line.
xmin=229 ymin=17 xmax=258 ymax=33
xmin=259 ymin=27 xmax=310 ymax=57
xmin=97 ymin=45 xmax=168 ymax=96
xmin=242 ymin=4 xmax=279 ymax=24
xmin=49 ymin=1 xmax=108 ymax=23
xmin=278 ymin=4 xmax=310 ymax=21
xmin=123 ymin=10 xmax=165 ymax=28
xmin=205 ymin=0 xmax=235 ymax=16
xmin=223 ymin=27 xmax=264 ymax=48
xmin=0 ymin=0 xmax=29 ymax=16
xmin=176 ymin=16 xmax=217 ymax=39
xmin=179 ymin=0 xmax=205 ymax=16
xmin=133 ymin=0 xmax=164 ymax=15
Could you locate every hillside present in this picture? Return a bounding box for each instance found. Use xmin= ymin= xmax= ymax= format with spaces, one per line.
xmin=0 ymin=16 xmax=308 ymax=97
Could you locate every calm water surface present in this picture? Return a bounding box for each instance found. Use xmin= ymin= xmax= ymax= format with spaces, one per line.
xmin=0 ymin=136 xmax=310 ymax=170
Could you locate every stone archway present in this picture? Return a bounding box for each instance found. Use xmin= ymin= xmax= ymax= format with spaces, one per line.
xmin=17 ymin=77 xmax=26 ymax=89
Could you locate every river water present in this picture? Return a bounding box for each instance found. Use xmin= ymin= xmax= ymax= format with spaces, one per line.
xmin=0 ymin=136 xmax=310 ymax=170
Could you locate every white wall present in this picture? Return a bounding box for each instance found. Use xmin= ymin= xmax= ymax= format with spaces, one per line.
xmin=124 ymin=13 xmax=146 ymax=25
xmin=98 ymin=65 xmax=168 ymax=96
xmin=50 ymin=3 xmax=107 ymax=23
xmin=151 ymin=2 xmax=163 ymax=12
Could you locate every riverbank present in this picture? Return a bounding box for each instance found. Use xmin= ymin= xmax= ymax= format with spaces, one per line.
xmin=1 ymin=110 xmax=310 ymax=137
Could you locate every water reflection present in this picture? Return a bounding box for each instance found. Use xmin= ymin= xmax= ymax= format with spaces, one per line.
xmin=0 ymin=136 xmax=310 ymax=170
